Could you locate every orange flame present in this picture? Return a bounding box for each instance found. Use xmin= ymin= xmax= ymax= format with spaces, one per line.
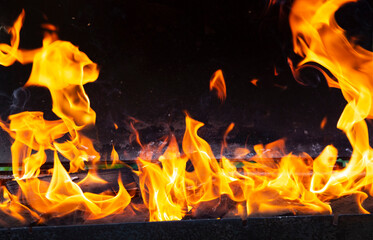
xmin=0 ymin=10 xmax=24 ymax=66
xmin=17 ymin=152 xmax=131 ymax=220
xmin=250 ymin=78 xmax=258 ymax=86
xmin=209 ymin=69 xmax=227 ymax=102
xmin=108 ymin=146 xmax=125 ymax=168
xmin=0 ymin=186 xmax=39 ymax=226
xmin=221 ymin=122 xmax=235 ymax=156
xmin=320 ymin=117 xmax=327 ymax=129
xmin=136 ymin=135 xmax=188 ymax=221
xmin=274 ymin=66 xmax=279 ymax=76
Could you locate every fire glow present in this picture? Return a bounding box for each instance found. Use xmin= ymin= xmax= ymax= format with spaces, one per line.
xmin=0 ymin=0 xmax=372 ymax=225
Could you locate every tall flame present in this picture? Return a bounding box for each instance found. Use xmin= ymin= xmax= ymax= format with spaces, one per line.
xmin=0 ymin=10 xmax=131 ymax=222
xmin=290 ymin=0 xmax=373 ymax=210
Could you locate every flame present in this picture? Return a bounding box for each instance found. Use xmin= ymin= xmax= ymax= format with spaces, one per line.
xmin=250 ymin=78 xmax=258 ymax=86
xmin=320 ymin=117 xmax=328 ymax=129
xmin=0 ymin=10 xmax=24 ymax=66
xmin=0 ymin=0 xmax=372 ymax=225
xmin=136 ymin=135 xmax=188 ymax=221
xmin=17 ymin=152 xmax=131 ymax=220
xmin=209 ymin=69 xmax=227 ymax=102
xmin=0 ymin=186 xmax=39 ymax=226
xmin=129 ymin=118 xmax=144 ymax=149
xmin=221 ymin=123 xmax=235 ymax=156
xmin=274 ymin=66 xmax=279 ymax=76
xmin=107 ymin=146 xmax=125 ymax=168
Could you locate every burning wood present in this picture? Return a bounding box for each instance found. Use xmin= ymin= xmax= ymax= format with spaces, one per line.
xmin=0 ymin=0 xmax=372 ymax=227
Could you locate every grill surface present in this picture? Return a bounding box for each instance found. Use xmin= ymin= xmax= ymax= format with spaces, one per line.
xmin=1 ymin=215 xmax=372 ymax=240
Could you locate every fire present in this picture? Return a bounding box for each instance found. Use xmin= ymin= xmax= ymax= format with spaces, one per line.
xmin=0 ymin=0 xmax=372 ymax=225
xmin=320 ymin=117 xmax=327 ymax=129
xmin=136 ymin=135 xmax=188 ymax=221
xmin=209 ymin=69 xmax=227 ymax=102
xmin=250 ymin=78 xmax=259 ymax=86
xmin=0 ymin=10 xmax=24 ymax=66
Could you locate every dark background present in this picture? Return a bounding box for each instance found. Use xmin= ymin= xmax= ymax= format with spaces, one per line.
xmin=0 ymin=0 xmax=372 ymax=162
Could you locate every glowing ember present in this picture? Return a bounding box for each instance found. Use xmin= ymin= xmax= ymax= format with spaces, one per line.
xmin=0 ymin=0 xmax=372 ymax=225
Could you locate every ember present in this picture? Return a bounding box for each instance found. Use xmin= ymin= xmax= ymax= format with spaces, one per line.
xmin=0 ymin=0 xmax=372 ymax=228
